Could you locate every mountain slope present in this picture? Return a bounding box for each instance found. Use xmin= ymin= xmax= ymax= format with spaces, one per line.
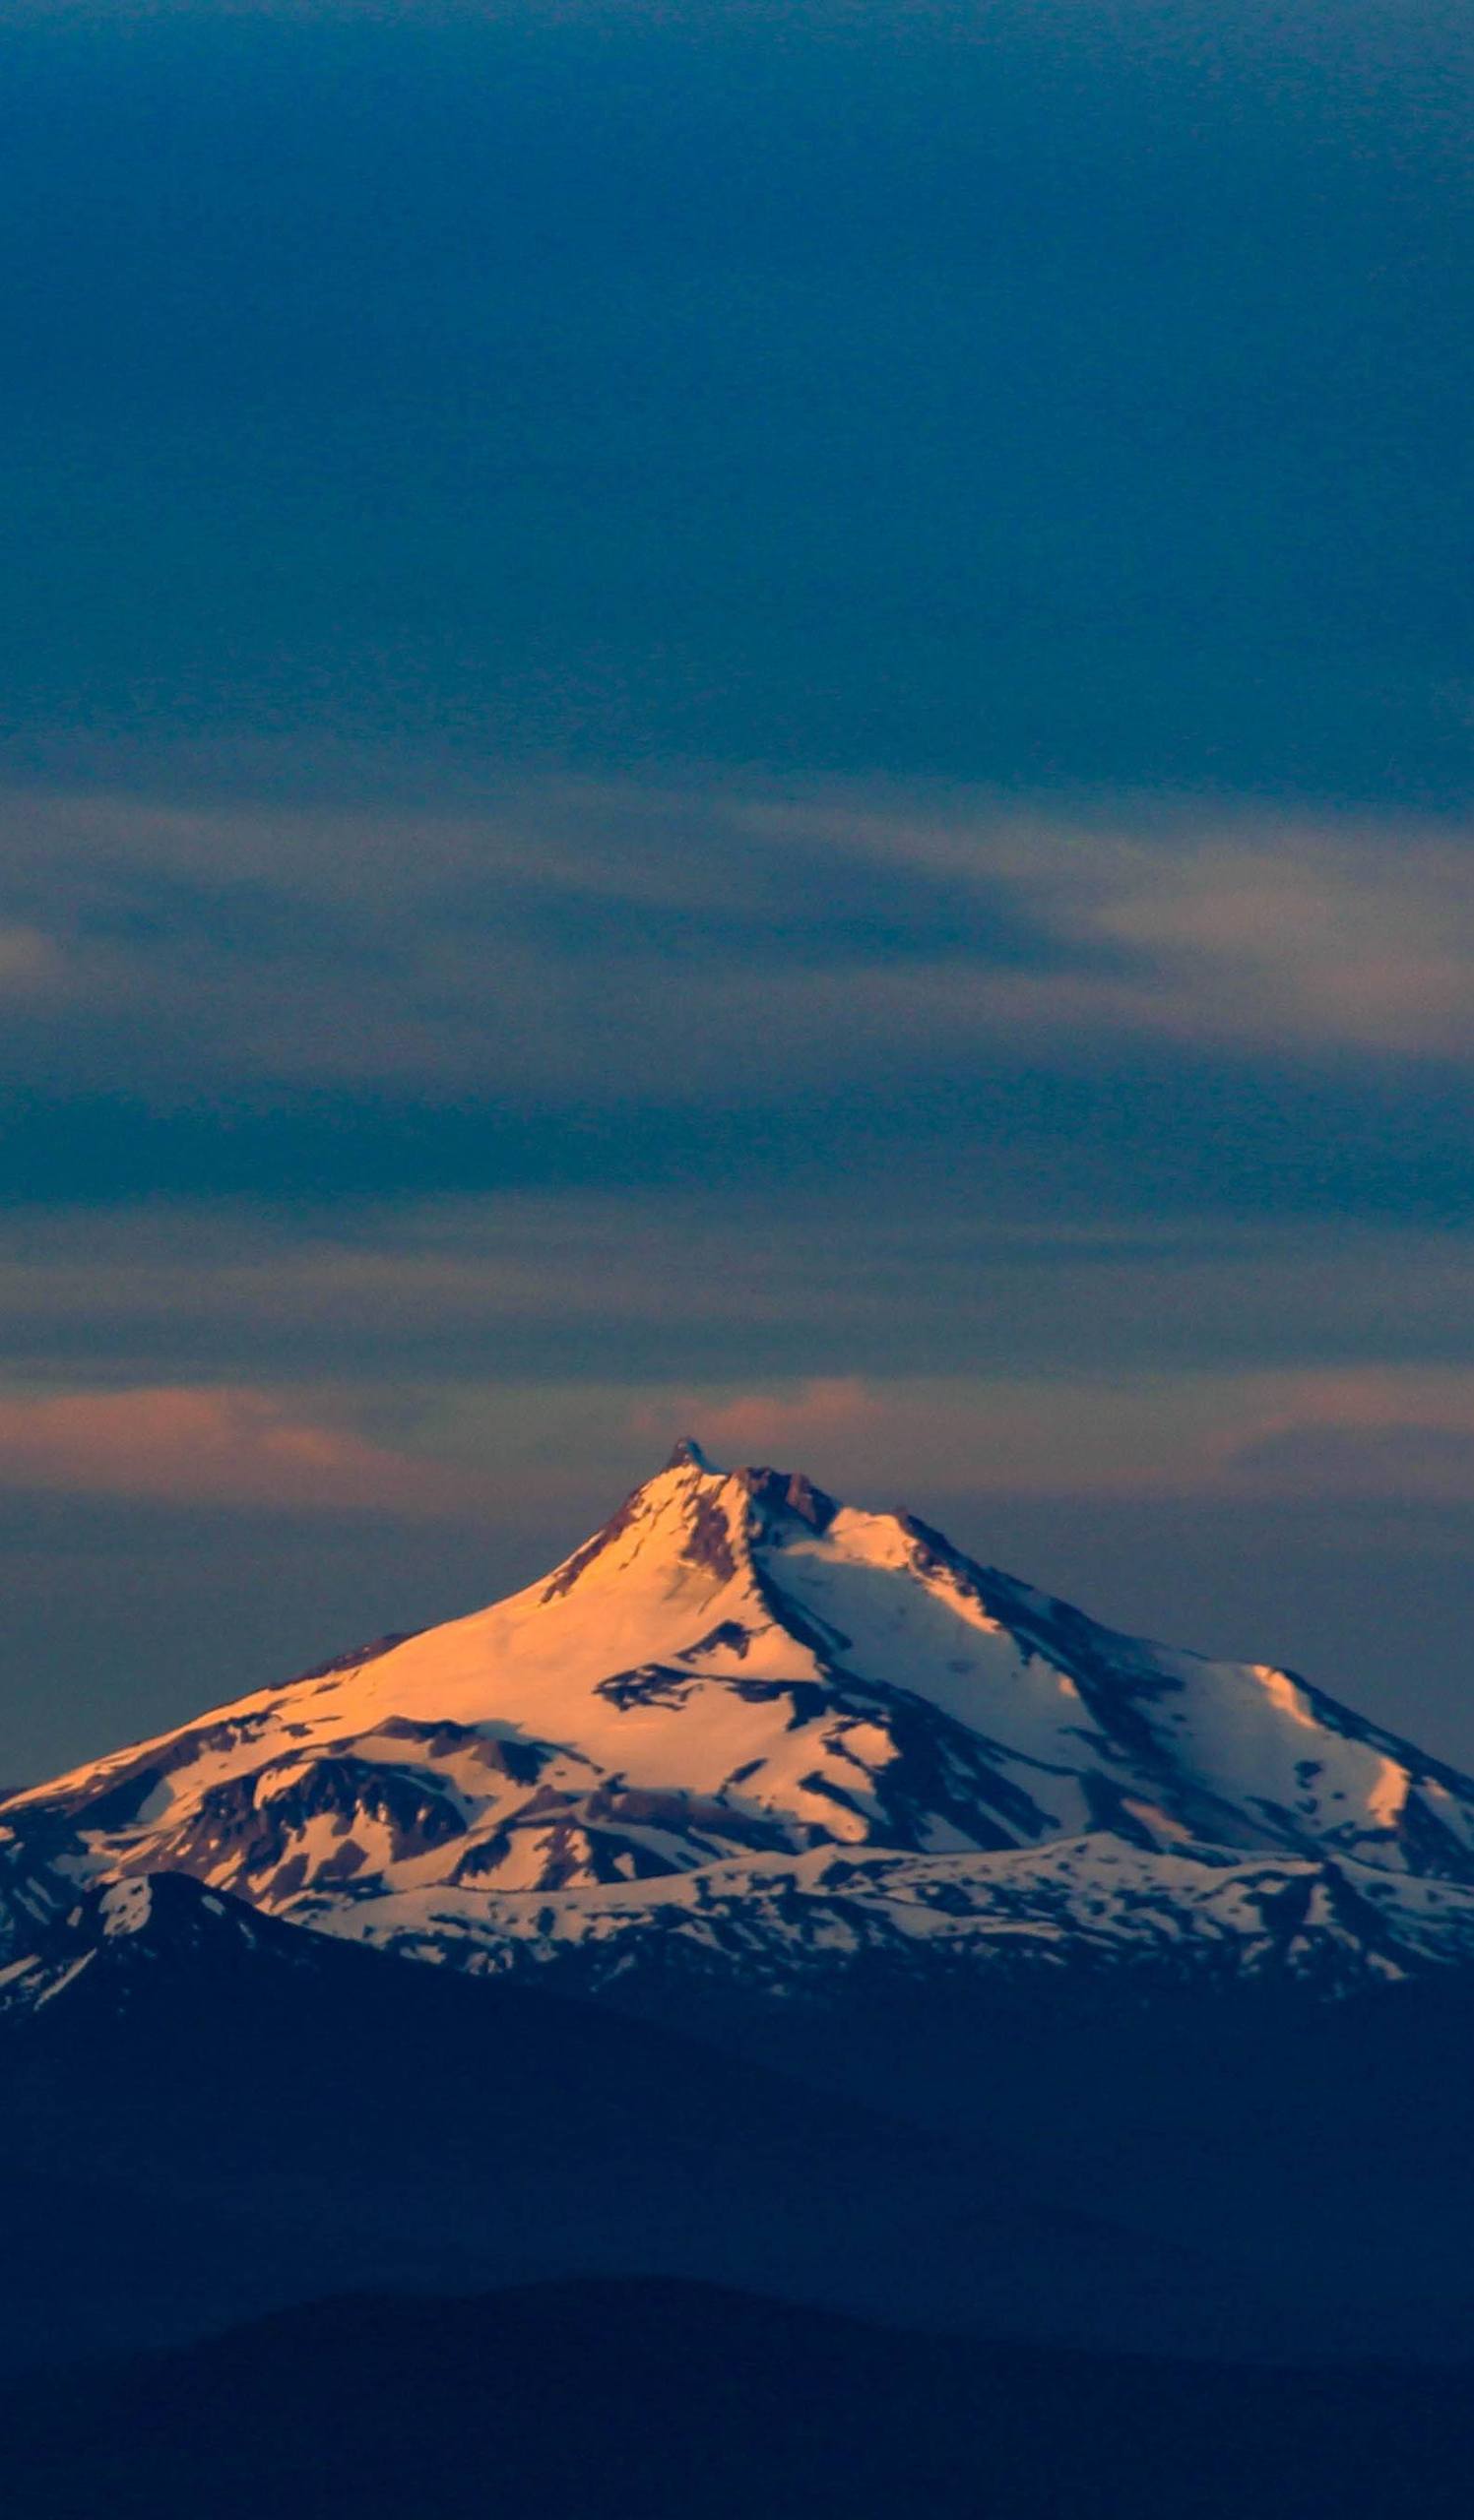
xmin=10 ymin=1449 xmax=1474 ymax=2363
xmin=0 ymin=1866 xmax=1289 ymax=2367
xmin=7 ymin=1440 xmax=1474 ymax=1992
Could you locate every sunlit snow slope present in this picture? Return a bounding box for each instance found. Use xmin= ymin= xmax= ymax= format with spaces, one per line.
xmin=8 ymin=1441 xmax=1474 ymax=1989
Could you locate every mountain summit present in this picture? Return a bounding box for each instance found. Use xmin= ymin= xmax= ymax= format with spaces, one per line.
xmin=8 ymin=1445 xmax=1474 ymax=1992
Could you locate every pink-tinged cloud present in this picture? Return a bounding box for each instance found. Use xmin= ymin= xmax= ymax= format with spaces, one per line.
xmin=0 ymin=1385 xmax=465 ymax=1513
xmin=1208 ymin=1369 xmax=1474 ymax=1501
xmin=0 ymin=923 xmax=64 ymax=996
xmin=632 ymin=1377 xmax=884 ymax=1463
xmin=1226 ymin=1420 xmax=1474 ymax=1500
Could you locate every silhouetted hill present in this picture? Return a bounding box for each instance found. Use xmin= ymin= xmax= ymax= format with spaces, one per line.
xmin=8 ymin=2277 xmax=1474 ymax=2520
xmin=0 ymin=1874 xmax=1266 ymax=2366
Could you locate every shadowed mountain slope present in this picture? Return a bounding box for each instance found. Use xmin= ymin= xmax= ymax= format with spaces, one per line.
xmin=0 ymin=1871 xmax=1277 ymax=2368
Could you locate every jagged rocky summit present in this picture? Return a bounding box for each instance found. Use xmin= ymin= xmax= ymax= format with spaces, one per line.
xmin=8 ymin=1437 xmax=1474 ymax=2003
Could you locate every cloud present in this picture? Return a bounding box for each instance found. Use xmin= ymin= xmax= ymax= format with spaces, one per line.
xmin=0 ymin=923 xmax=64 ymax=995
xmin=1 ymin=1197 xmax=1471 ymax=1398
xmin=1041 ymin=827 xmax=1474 ymax=1056
xmin=1226 ymin=1419 xmax=1474 ymax=1501
xmin=632 ymin=1375 xmax=884 ymax=1461
xmin=615 ymin=1361 xmax=1474 ymax=1510
xmin=1213 ymin=1369 xmax=1474 ymax=1501
xmin=0 ymin=1360 xmax=1468 ymax=1539
xmin=0 ymin=1383 xmax=468 ymax=1513
xmin=1 ymin=779 xmax=1470 ymax=1139
xmin=749 ymin=798 xmax=1474 ymax=1059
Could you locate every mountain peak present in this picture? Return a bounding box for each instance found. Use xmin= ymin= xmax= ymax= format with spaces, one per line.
xmin=654 ymin=1439 xmax=838 ymax=1530
xmin=11 ymin=1453 xmax=1474 ymax=2000
xmin=653 ymin=1440 xmax=840 ymax=1531
xmin=541 ymin=1445 xmax=843 ymax=1607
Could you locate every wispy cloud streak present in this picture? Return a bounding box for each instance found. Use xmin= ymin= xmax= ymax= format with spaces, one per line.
xmin=1 ymin=782 xmax=1470 ymax=1120
xmin=0 ymin=1383 xmax=464 ymax=1512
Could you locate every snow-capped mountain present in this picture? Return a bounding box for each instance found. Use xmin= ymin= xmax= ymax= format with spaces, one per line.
xmin=8 ymin=1439 xmax=1474 ymax=1993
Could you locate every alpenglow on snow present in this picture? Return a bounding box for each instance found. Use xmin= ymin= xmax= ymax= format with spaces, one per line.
xmin=7 ymin=1441 xmax=1474 ymax=1997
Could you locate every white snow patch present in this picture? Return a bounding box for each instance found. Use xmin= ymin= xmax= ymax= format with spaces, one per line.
xmin=98 ymin=1878 xmax=154 ymax=1937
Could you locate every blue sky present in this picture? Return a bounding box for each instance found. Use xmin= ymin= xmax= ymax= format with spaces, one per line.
xmin=2 ymin=1 xmax=1472 ymax=1779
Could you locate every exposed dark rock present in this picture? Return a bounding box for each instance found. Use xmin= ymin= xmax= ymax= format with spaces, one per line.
xmin=682 ymin=1487 xmax=738 ymax=1581
xmin=679 ymin=1620 xmax=754 ymax=1661
xmin=30 ymin=1715 xmax=275 ymax=1827
xmin=596 ymin=1666 xmax=701 ymax=1713
xmin=281 ymin=1634 xmax=422 ymax=1689
xmin=476 ymin=1733 xmax=555 ymax=1786
xmin=737 ymin=1467 xmax=839 ymax=1535
xmin=540 ymin=1487 xmax=645 ymax=1602
xmin=143 ymin=1755 xmax=468 ymax=1894
xmin=315 ymin=1838 xmax=368 ymax=1883
xmin=585 ymin=1782 xmax=792 ymax=1856
xmin=799 ymin=1773 xmax=874 ymax=1824
xmin=771 ymin=1679 xmax=831 ymax=1730
xmin=450 ymin=1832 xmax=514 ymax=1883
xmin=368 ymin=1717 xmax=554 ymax=1786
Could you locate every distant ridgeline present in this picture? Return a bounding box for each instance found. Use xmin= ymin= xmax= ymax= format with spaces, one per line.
xmin=7 ymin=1443 xmax=1474 ymax=2369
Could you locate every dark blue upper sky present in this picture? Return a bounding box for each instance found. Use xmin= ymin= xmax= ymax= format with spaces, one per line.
xmin=1 ymin=1 xmax=1472 ymax=1779
xmin=4 ymin=2 xmax=1469 ymax=805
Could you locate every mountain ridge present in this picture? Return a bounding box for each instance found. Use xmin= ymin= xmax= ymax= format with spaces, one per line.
xmin=6 ymin=1442 xmax=1474 ymax=1995
xmin=14 ymin=2276 xmax=1474 ymax=2520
